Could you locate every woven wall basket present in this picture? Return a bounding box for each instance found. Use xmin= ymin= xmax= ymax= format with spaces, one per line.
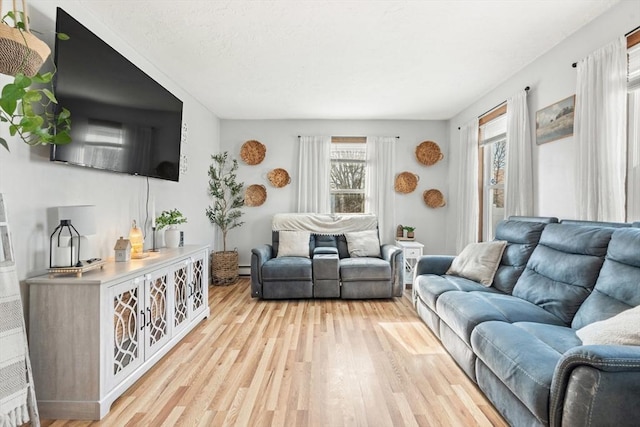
xmin=415 ymin=141 xmax=444 ymax=166
xmin=0 ymin=2 xmax=51 ymax=77
xmin=267 ymin=168 xmax=291 ymax=188
xmin=211 ymin=250 xmax=238 ymax=285
xmin=240 ymin=140 xmax=266 ymax=165
xmin=423 ymin=189 xmax=446 ymax=208
xmin=245 ymin=184 xmax=267 ymax=207
xmin=394 ymin=171 xmax=419 ymax=194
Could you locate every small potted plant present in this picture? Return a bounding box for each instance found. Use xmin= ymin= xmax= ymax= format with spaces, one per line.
xmin=403 ymin=226 xmax=416 ymax=239
xmin=156 ymin=209 xmax=187 ymax=248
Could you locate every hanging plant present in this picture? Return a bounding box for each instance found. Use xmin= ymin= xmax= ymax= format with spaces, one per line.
xmin=0 ymin=3 xmax=71 ymax=151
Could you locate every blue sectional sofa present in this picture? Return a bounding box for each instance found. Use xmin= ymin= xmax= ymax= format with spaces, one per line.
xmin=414 ymin=217 xmax=640 ymax=426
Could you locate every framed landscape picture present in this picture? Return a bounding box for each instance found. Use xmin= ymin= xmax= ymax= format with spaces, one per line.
xmin=535 ymin=95 xmax=575 ymax=145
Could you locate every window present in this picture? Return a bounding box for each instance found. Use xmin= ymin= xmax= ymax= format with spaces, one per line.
xmin=479 ymin=109 xmax=507 ymax=241
xmin=628 ymin=36 xmax=640 ymax=220
xmin=330 ymin=139 xmax=366 ymax=213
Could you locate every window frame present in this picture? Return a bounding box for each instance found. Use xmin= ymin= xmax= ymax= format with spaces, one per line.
xmin=330 ymin=136 xmax=367 ymax=214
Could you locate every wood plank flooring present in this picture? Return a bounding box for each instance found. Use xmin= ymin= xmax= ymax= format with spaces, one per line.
xmin=41 ymin=278 xmax=507 ymax=427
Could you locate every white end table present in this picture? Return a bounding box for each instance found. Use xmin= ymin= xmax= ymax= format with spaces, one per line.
xmin=395 ymin=240 xmax=424 ymax=293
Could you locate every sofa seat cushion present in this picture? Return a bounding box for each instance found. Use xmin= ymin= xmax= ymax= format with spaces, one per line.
xmin=436 ymin=291 xmax=565 ymax=345
xmin=262 ymin=257 xmax=312 ymax=281
xmin=340 ymin=257 xmax=390 ymax=281
xmin=415 ymin=274 xmax=502 ymax=311
xmin=471 ymin=321 xmax=582 ymax=425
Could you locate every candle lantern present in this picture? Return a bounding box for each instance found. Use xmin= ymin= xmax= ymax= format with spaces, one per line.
xmin=49 ymin=219 xmax=82 ymax=268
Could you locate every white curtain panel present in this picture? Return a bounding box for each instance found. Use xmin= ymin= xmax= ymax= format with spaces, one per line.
xmin=454 ymin=120 xmax=479 ymax=253
xmin=629 ymin=90 xmax=640 ymax=222
xmin=365 ymin=136 xmax=396 ymax=245
xmin=505 ymin=89 xmax=533 ymax=217
xmin=575 ymin=36 xmax=628 ymax=222
xmin=297 ymin=136 xmax=331 ymax=213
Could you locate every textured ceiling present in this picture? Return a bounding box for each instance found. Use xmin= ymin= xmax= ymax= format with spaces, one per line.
xmin=79 ymin=0 xmax=619 ymax=120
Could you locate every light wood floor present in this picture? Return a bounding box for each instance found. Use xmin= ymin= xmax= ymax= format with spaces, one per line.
xmin=42 ymin=278 xmax=507 ymax=427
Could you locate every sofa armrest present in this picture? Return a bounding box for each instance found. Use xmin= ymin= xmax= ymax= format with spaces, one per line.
xmin=550 ymin=345 xmax=640 ymax=427
xmin=381 ymin=244 xmax=403 ymax=297
xmin=314 ymin=246 xmax=339 ymax=256
xmin=414 ymin=255 xmax=455 ymax=276
xmin=251 ymin=244 xmax=273 ymax=298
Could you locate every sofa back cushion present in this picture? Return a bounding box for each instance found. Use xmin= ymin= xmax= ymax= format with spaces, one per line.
xmin=572 ymin=227 xmax=640 ymax=329
xmin=512 ymin=223 xmax=614 ymax=324
xmin=492 ymin=219 xmax=549 ymax=294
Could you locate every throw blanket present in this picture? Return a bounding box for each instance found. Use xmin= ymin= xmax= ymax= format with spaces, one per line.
xmin=272 ymin=213 xmax=378 ymax=235
xmin=0 ymin=264 xmax=39 ymax=427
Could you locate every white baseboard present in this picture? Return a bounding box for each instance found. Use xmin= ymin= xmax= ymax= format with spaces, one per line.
xmin=239 ymin=265 xmax=250 ymax=276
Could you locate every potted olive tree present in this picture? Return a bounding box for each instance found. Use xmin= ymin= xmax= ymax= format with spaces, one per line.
xmin=206 ymin=152 xmax=244 ymax=285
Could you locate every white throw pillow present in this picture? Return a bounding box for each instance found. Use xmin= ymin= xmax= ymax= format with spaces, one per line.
xmin=446 ymin=241 xmax=507 ymax=286
xmin=277 ymin=230 xmax=310 ymax=258
xmin=344 ymin=230 xmax=381 ymax=258
xmin=576 ymin=305 xmax=640 ymax=346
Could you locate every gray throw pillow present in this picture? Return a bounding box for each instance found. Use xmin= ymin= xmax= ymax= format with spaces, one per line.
xmin=344 ymin=230 xmax=381 ymax=257
xmin=446 ymin=241 xmax=507 ymax=286
xmin=277 ymin=230 xmax=310 ymax=258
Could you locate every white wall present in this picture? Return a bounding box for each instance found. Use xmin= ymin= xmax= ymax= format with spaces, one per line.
xmin=220 ymin=119 xmax=449 ymax=269
xmin=446 ymin=0 xmax=639 ymax=253
xmin=0 ymin=0 xmax=220 ymax=284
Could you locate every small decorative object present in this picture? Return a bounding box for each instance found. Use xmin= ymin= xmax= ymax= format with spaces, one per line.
xmin=403 ymin=226 xmax=416 ymax=239
xmin=394 ymin=171 xmax=419 ymax=193
xmin=156 ymin=209 xmax=187 ymax=249
xmin=415 ymin=140 xmax=444 ymax=166
xmin=396 ymin=224 xmax=404 ymax=238
xmin=423 ymin=189 xmax=446 ymax=208
xmin=207 ymin=152 xmax=245 ymax=285
xmin=240 ymin=139 xmax=266 ymax=165
xmin=128 ymin=220 xmax=148 ymax=258
xmin=49 ymin=219 xmax=81 ymax=268
xmin=244 ymin=184 xmax=267 ymax=207
xmin=535 ymin=95 xmax=575 ymax=145
xmin=114 ymin=237 xmax=131 ymax=262
xmin=267 ymin=168 xmax=291 ymax=188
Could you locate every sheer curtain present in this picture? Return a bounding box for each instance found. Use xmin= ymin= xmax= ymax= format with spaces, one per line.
xmin=629 ymin=90 xmax=640 ymax=222
xmin=453 ymin=120 xmax=479 ymax=253
xmin=297 ymin=136 xmax=331 ymax=213
xmin=505 ymin=90 xmax=533 ymax=216
xmin=575 ymin=36 xmax=627 ymax=222
xmin=366 ymin=136 xmax=396 ymax=244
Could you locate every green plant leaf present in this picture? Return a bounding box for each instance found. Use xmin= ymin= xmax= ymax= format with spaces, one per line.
xmin=0 ymin=138 xmax=8 ymax=151
xmin=23 ymin=90 xmax=42 ymax=103
xmin=53 ymin=131 xmax=72 ymax=144
xmin=42 ymin=89 xmax=57 ymax=103
xmin=32 ymin=72 xmax=53 ymax=84
xmin=56 ymin=32 xmax=70 ymax=40
xmin=58 ymin=107 xmax=71 ymax=120
xmin=14 ymin=74 xmax=32 ymax=89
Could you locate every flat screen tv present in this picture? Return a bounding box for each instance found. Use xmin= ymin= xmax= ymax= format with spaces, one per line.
xmin=51 ymin=7 xmax=183 ymax=182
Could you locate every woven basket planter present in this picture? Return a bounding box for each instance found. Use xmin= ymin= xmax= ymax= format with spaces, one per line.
xmin=211 ymin=250 xmax=238 ymax=285
xmin=245 ymin=184 xmax=267 ymax=207
xmin=0 ymin=2 xmax=51 ymax=77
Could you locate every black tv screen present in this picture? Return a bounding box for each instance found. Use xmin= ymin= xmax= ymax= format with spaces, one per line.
xmin=51 ymin=7 xmax=183 ymax=182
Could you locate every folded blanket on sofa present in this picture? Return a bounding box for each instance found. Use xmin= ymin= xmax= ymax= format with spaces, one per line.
xmin=272 ymin=213 xmax=377 ymax=235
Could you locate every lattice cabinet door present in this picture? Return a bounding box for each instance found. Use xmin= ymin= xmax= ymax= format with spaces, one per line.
xmin=108 ymin=276 xmax=145 ymax=391
xmin=144 ymin=269 xmax=171 ymax=358
xmin=189 ymin=250 xmax=208 ymax=319
xmin=171 ymin=259 xmax=190 ymax=336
